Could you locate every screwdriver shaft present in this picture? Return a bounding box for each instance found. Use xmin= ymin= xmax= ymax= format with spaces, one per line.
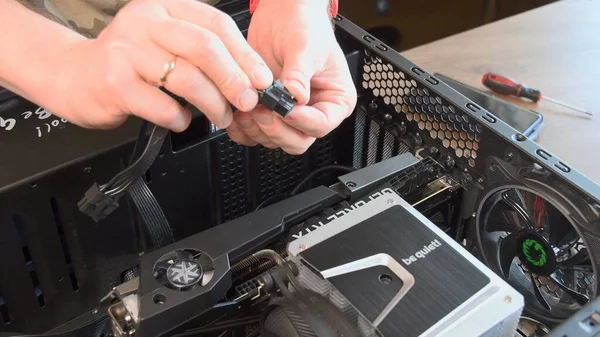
xmin=543 ymin=96 xmax=592 ymax=116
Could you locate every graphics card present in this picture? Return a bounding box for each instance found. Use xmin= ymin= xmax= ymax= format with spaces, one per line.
xmin=286 ymin=184 xmax=523 ymax=337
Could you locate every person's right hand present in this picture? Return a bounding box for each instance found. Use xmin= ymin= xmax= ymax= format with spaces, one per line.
xmin=56 ymin=0 xmax=273 ymax=132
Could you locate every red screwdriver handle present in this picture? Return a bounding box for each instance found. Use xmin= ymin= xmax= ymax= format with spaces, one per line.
xmin=482 ymin=72 xmax=543 ymax=103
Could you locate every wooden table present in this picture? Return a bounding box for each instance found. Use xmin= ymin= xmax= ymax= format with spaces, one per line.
xmin=403 ymin=0 xmax=600 ymax=183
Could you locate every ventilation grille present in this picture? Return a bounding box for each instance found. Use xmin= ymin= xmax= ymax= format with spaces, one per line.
xmin=258 ymin=148 xmax=305 ymax=201
xmin=311 ymin=129 xmax=344 ymax=184
xmin=352 ymin=108 xmax=410 ymax=169
xmin=217 ymin=139 xmax=249 ymax=222
xmin=11 ymin=214 xmax=47 ymax=308
xmin=0 ymin=194 xmax=104 ymax=333
xmin=217 ymin=127 xmax=346 ymax=221
xmin=361 ymin=54 xmax=483 ymax=168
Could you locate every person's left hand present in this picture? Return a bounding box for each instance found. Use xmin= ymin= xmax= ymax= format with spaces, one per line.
xmin=226 ymin=0 xmax=357 ymax=155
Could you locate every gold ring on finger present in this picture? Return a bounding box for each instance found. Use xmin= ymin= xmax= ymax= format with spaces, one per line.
xmin=159 ymin=58 xmax=177 ymax=87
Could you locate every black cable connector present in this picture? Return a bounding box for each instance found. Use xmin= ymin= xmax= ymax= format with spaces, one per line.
xmin=258 ymin=80 xmax=297 ymax=117
xmin=77 ymin=183 xmax=119 ymax=222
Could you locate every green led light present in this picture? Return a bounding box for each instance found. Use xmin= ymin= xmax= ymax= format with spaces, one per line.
xmin=522 ymin=238 xmax=547 ymax=267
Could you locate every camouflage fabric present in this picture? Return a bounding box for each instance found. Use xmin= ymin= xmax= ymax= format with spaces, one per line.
xmin=18 ymin=0 xmax=221 ymax=38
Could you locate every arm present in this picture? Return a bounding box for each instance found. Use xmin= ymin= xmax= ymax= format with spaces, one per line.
xmin=0 ymin=1 xmax=85 ymax=116
xmin=0 ymin=0 xmax=273 ymax=132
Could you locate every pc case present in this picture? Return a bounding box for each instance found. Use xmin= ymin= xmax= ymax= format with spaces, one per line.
xmin=0 ymin=6 xmax=599 ymax=336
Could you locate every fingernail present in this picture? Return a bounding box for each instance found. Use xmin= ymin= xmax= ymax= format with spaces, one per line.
xmin=239 ymin=89 xmax=258 ymax=112
xmin=220 ymin=111 xmax=233 ymax=129
xmin=253 ymin=112 xmax=273 ymax=126
xmin=237 ymin=118 xmax=254 ymax=129
xmin=171 ymin=113 xmax=190 ymax=132
xmin=253 ymin=64 xmax=273 ymax=86
xmin=284 ymin=80 xmax=304 ymax=94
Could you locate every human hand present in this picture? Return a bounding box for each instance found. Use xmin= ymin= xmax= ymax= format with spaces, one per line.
xmin=54 ymin=0 xmax=273 ymax=131
xmin=227 ymin=0 xmax=357 ymax=155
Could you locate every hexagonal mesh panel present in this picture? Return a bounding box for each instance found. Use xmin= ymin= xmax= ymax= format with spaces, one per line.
xmin=218 ymin=138 xmax=249 ymax=222
xmin=361 ymin=55 xmax=483 ymax=168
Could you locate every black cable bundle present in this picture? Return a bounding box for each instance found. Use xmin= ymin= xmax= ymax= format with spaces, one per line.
xmin=78 ymin=121 xmax=168 ymax=222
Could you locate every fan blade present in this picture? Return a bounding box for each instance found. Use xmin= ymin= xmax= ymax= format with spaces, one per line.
xmin=175 ymin=249 xmax=195 ymax=261
xmin=545 ymin=205 xmax=573 ymax=246
xmin=529 ymin=274 xmax=551 ymax=310
xmin=558 ymin=248 xmax=589 ymax=267
xmin=489 ymin=198 xmax=522 ymax=229
xmin=550 ymin=274 xmax=589 ymax=306
xmin=486 ymin=221 xmax=520 ymax=233
xmin=498 ymin=233 xmax=518 ymax=278
xmin=197 ymin=253 xmax=215 ymax=270
xmin=154 ymin=260 xmax=172 ymax=272
xmin=501 ymin=192 xmax=536 ymax=229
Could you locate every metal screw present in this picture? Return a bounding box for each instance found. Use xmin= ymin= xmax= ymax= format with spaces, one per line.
xmin=369 ymin=101 xmax=378 ymax=111
xmin=472 ymin=212 xmax=477 ymax=218
xmin=507 ymin=153 xmax=514 ymax=161
xmin=387 ymin=199 xmax=395 ymax=205
xmin=463 ymin=173 xmax=473 ymax=184
xmin=384 ymin=113 xmax=392 ymax=121
xmin=93 ymin=309 xmax=98 ymax=314
xmin=346 ymin=181 xmax=357 ymax=188
xmin=464 ymin=168 xmax=468 ymax=172
xmin=504 ymin=296 xmax=512 ymax=303
xmin=299 ymin=244 xmax=307 ymax=251
xmin=515 ymin=134 xmax=526 ymax=142
xmin=84 ymin=167 xmax=92 ymax=174
xmin=478 ymin=178 xmax=484 ymax=184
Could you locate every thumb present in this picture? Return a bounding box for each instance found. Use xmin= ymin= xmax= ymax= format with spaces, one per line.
xmin=279 ymin=43 xmax=320 ymax=105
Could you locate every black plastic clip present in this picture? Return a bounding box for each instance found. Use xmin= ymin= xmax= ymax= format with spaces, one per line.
xmin=77 ymin=183 xmax=119 ymax=222
xmin=258 ymin=80 xmax=297 ymax=117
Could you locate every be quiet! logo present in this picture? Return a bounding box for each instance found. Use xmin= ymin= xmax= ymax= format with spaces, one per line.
xmin=402 ymin=239 xmax=442 ymax=265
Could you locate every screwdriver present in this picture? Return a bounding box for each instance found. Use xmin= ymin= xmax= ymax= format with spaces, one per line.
xmin=481 ymin=72 xmax=592 ymax=116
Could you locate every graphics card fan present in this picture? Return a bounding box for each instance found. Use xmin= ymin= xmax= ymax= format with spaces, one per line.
xmin=153 ymin=248 xmax=215 ymax=291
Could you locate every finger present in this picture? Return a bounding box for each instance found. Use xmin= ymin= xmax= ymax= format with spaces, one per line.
xmin=124 ymin=80 xmax=191 ymax=132
xmin=278 ymin=37 xmax=322 ymax=105
xmin=149 ymin=19 xmax=259 ymax=112
xmin=286 ymin=101 xmax=350 ymax=138
xmin=131 ymin=47 xmax=233 ymax=128
xmin=164 ymin=0 xmax=273 ymax=89
xmin=252 ymin=107 xmax=316 ymax=155
xmin=234 ymin=110 xmax=278 ymax=148
xmin=227 ymin=121 xmax=258 ymax=147
xmin=286 ymin=63 xmax=357 ymax=138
